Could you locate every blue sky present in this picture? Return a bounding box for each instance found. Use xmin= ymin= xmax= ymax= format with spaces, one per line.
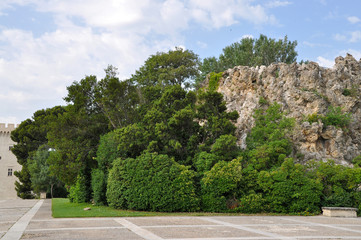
xmin=0 ymin=0 xmax=360 ymax=123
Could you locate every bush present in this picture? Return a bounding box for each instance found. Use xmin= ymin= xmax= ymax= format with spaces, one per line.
xmin=237 ymin=192 xmax=266 ymax=213
xmin=107 ymin=152 xmax=199 ymax=212
xmin=96 ymin=131 xmax=121 ymax=172
xmin=322 ymin=106 xmax=351 ymax=129
xmin=194 ymin=151 xmax=219 ymax=173
xmin=201 ymin=158 xmax=242 ymax=212
xmin=208 ymin=72 xmax=223 ymax=92
xmin=91 ymin=169 xmax=107 ymax=205
xmin=305 ymin=113 xmax=321 ymax=124
xmin=68 ymin=174 xmax=89 ymax=203
xmin=211 ymin=134 xmax=240 ymax=161
xmin=245 ymin=102 xmax=294 ymax=171
xmin=307 ymin=160 xmax=361 ymax=209
xmin=257 ymin=158 xmax=323 ymax=214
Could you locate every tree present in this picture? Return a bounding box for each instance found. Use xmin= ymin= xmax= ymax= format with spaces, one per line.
xmin=95 ymin=65 xmax=139 ymax=129
xmin=28 ymin=145 xmax=64 ymax=198
xmin=132 ymin=47 xmax=200 ymax=88
xmin=11 ymin=106 xmax=65 ymax=198
xmin=47 ymin=76 xmax=110 ymax=189
xmin=245 ymin=101 xmax=295 ymax=171
xmin=197 ymin=34 xmax=297 ymax=87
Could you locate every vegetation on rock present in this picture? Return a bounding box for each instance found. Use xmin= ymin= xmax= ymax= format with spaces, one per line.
xmin=10 ymin=34 xmax=361 ymax=216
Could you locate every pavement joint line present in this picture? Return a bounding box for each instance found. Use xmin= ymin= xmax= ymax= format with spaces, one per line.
xmin=141 ymin=224 xmax=308 ymax=228
xmin=202 ymin=217 xmax=295 ymax=240
xmin=31 ymin=218 xmax=117 ymax=222
xmin=25 ymin=226 xmax=125 ymax=232
xmin=1 ymin=200 xmax=43 ymax=240
xmin=142 ymin=224 xmax=222 ymax=228
xmin=278 ymin=217 xmax=361 ymax=235
xmin=166 ymin=238 xmax=275 ymax=240
xmin=115 ymin=218 xmax=164 ymax=240
xmin=167 ymin=237 xmax=361 ymax=240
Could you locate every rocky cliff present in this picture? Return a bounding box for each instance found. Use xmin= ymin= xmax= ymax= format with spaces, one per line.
xmin=214 ymin=54 xmax=361 ymax=165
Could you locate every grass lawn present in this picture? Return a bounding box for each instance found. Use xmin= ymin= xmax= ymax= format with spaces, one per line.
xmin=52 ymin=198 xmax=241 ymax=218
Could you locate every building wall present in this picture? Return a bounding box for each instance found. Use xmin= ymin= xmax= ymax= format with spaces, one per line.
xmin=0 ymin=123 xmax=21 ymax=199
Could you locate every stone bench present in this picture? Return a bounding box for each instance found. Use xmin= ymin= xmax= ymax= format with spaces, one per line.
xmin=322 ymin=207 xmax=358 ymax=218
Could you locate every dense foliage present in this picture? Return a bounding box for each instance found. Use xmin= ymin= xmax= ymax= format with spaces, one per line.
xmin=10 ymin=34 xmax=361 ymax=217
xmin=107 ymin=152 xmax=199 ymax=212
xmin=196 ymin=34 xmax=298 ymax=87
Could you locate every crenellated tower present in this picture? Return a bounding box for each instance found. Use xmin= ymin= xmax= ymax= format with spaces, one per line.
xmin=0 ymin=123 xmax=21 ymax=199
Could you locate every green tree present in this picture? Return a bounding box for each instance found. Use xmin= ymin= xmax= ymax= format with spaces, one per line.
xmin=201 ymin=158 xmax=243 ymax=212
xmin=28 ymin=145 xmax=64 ymax=198
xmin=47 ymin=75 xmax=110 ymax=201
xmin=245 ymin=101 xmax=295 ymax=171
xmin=95 ymin=65 xmax=139 ymax=129
xmin=132 ymin=47 xmax=200 ymax=88
xmin=11 ymin=106 xmax=65 ymax=198
xmin=197 ymin=34 xmax=297 ymax=86
xmin=196 ymin=91 xmax=239 ymax=148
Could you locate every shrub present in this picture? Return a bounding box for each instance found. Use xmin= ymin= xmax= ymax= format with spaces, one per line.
xmin=305 ymin=113 xmax=321 ymax=124
xmin=237 ymin=192 xmax=266 ymax=213
xmin=96 ymin=131 xmax=121 ymax=172
xmin=211 ymin=134 xmax=240 ymax=161
xmin=322 ymin=106 xmax=351 ymax=129
xmin=257 ymin=158 xmax=323 ymax=214
xmin=107 ymin=152 xmax=199 ymax=212
xmin=208 ymin=72 xmax=223 ymax=92
xmin=91 ymin=169 xmax=107 ymax=205
xmin=201 ymin=158 xmax=242 ymax=212
xmin=306 ymin=160 xmax=361 ymax=210
xmin=106 ymin=158 xmax=129 ymax=209
xmin=194 ymin=151 xmax=219 ymax=173
xmin=68 ymin=174 xmax=89 ymax=203
xmin=342 ymin=88 xmax=352 ymax=96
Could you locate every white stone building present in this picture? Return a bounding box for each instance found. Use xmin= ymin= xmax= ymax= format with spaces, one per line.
xmin=0 ymin=123 xmax=21 ymax=199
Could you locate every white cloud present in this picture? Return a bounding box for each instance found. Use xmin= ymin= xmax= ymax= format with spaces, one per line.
xmin=196 ymin=41 xmax=207 ymax=49
xmin=189 ymin=0 xmax=278 ymax=28
xmin=333 ymin=33 xmax=347 ymax=41
xmin=0 ymin=0 xmax=280 ymax=122
xmin=241 ymin=34 xmax=254 ymax=39
xmin=317 ymin=56 xmax=334 ymax=68
xmin=339 ymin=49 xmax=361 ymax=60
xmin=266 ymin=1 xmax=292 ymax=8
xmin=350 ymin=31 xmax=361 ymax=43
xmin=347 ymin=16 xmax=360 ymax=24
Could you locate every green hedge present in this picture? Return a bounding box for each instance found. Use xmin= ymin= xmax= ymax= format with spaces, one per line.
xmin=107 ymin=152 xmax=200 ymax=212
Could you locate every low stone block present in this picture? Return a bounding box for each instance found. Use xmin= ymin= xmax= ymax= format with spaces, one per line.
xmin=40 ymin=192 xmax=47 ymax=199
xmin=322 ymin=207 xmax=358 ymax=218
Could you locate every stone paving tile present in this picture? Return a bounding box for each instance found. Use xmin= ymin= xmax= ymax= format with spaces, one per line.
xmin=31 ymin=200 xmax=52 ymax=220
xmin=343 ymin=225 xmax=361 ymax=231
xmin=126 ymin=217 xmax=218 ymax=226
xmin=146 ymin=225 xmax=265 ymax=239
xmin=0 ymin=221 xmax=15 ymax=231
xmin=286 ymin=216 xmax=361 ymax=225
xmin=249 ymin=224 xmax=361 ymax=237
xmin=27 ymin=219 xmax=121 ymax=229
xmin=0 ymin=209 xmax=27 ymax=222
xmin=208 ymin=216 xmax=299 ymax=225
xmin=21 ymin=228 xmax=143 ymax=240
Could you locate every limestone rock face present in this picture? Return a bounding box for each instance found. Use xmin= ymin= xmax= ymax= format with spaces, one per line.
xmin=216 ymin=54 xmax=361 ymax=165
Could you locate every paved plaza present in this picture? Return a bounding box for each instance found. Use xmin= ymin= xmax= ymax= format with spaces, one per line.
xmin=1 ymin=199 xmax=361 ymax=239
